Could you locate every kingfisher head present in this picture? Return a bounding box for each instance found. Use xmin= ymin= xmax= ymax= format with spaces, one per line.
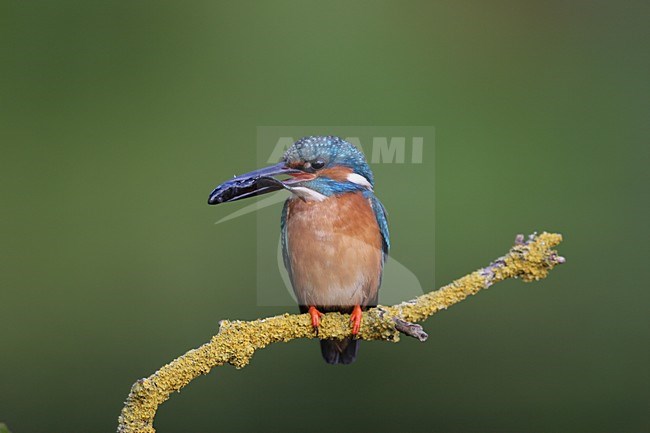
xmin=208 ymin=136 xmax=374 ymax=204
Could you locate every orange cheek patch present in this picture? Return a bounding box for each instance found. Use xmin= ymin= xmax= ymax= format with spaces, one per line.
xmin=318 ymin=166 xmax=353 ymax=182
xmin=289 ymin=172 xmax=317 ymax=181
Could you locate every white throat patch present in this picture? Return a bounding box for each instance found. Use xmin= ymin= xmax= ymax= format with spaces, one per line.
xmin=288 ymin=186 xmax=327 ymax=202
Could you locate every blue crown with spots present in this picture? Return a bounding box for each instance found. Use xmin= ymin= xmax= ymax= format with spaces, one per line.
xmin=282 ymin=136 xmax=374 ymax=187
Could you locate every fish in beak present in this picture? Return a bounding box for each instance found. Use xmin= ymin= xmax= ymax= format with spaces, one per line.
xmin=207 ymin=162 xmax=303 ymax=205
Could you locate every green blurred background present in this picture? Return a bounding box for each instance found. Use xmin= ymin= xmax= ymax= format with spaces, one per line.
xmin=1 ymin=1 xmax=648 ymax=432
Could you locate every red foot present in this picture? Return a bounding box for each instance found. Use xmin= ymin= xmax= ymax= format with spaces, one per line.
xmin=350 ymin=305 xmax=362 ymax=335
xmin=308 ymin=306 xmax=323 ymax=331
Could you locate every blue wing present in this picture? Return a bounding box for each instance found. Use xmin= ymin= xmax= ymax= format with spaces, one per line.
xmin=366 ymin=191 xmax=390 ymax=259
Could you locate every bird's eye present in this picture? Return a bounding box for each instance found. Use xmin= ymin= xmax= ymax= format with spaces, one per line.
xmin=311 ymin=159 xmax=325 ymax=169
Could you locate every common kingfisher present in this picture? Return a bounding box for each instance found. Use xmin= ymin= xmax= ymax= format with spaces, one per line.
xmin=208 ymin=136 xmax=389 ymax=364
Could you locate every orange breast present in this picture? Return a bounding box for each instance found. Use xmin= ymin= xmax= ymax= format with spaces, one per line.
xmin=285 ymin=192 xmax=383 ymax=311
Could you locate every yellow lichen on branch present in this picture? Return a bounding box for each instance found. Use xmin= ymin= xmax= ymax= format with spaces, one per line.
xmin=118 ymin=232 xmax=564 ymax=433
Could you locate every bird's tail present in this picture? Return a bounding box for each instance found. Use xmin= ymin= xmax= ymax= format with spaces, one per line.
xmin=320 ymin=338 xmax=359 ymax=365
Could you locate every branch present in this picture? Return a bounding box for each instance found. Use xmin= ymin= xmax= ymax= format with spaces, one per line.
xmin=118 ymin=232 xmax=565 ymax=433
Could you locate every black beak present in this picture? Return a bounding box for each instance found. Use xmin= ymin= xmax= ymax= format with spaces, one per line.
xmin=208 ymin=162 xmax=300 ymax=205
